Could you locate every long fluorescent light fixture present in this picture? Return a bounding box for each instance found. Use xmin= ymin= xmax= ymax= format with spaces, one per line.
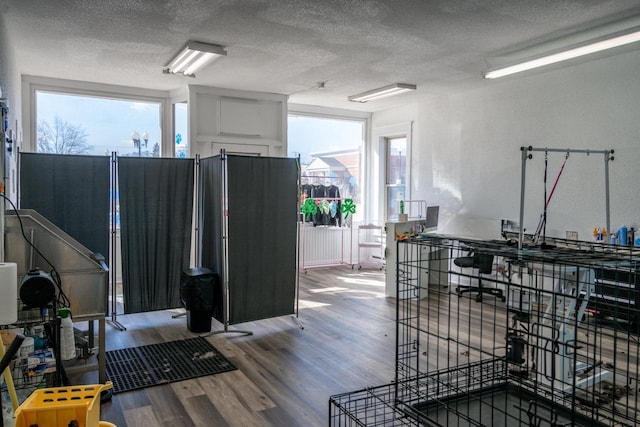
xmin=484 ymin=27 xmax=640 ymax=79
xmin=164 ymin=41 xmax=227 ymax=77
xmin=348 ymin=83 xmax=417 ymax=103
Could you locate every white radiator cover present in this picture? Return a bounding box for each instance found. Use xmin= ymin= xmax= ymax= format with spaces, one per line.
xmin=299 ymin=225 xmax=355 ymax=268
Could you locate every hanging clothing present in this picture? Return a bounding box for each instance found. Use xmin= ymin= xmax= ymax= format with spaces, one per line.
xmin=300 ymin=183 xmax=345 ymax=227
xmin=310 ymin=185 xmax=329 ymax=226
xmin=325 ymin=185 xmax=342 ymax=226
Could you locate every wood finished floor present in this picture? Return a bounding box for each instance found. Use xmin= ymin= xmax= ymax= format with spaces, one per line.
xmin=69 ymin=266 xmax=640 ymax=426
xmin=79 ymin=266 xmax=397 ymax=427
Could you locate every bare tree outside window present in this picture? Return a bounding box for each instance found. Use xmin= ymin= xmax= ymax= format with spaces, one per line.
xmin=37 ymin=115 xmax=93 ymax=154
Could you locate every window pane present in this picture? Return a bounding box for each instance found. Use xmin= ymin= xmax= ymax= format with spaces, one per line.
xmin=288 ymin=115 xmax=364 ymax=221
xmin=387 ymin=185 xmax=405 ymax=220
xmin=36 ymin=91 xmax=161 ymax=156
xmin=386 ymin=137 xmax=406 ymax=185
xmin=174 ymin=102 xmax=188 ymax=158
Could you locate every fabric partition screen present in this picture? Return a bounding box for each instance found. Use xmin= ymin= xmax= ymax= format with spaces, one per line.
xmin=19 ymin=153 xmax=110 ymax=264
xmin=200 ymin=154 xmax=298 ymax=325
xmin=199 ymin=156 xmax=224 ymax=321
xmin=118 ymin=157 xmax=194 ymax=313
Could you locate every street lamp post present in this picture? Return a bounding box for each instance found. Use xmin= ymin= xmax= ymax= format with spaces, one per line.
xmin=132 ymin=130 xmax=149 ymax=157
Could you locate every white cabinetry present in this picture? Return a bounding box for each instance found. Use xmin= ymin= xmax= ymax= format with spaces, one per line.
xmin=188 ymin=86 xmax=287 ymax=157
xmin=384 ymin=220 xmax=448 ymax=298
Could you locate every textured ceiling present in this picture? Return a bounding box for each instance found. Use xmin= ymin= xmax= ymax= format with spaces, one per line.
xmin=3 ymin=0 xmax=640 ymax=111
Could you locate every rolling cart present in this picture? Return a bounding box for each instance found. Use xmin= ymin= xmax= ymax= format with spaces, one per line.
xmin=356 ymin=224 xmax=384 ymax=270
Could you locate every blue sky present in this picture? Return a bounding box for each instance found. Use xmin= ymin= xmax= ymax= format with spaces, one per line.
xmin=287 ymin=115 xmax=363 ymax=164
xmin=36 ymin=92 xmax=362 ymax=161
xmin=37 ymin=92 xmax=162 ymax=156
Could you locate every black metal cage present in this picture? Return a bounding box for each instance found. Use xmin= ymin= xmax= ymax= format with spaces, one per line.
xmin=330 ymin=236 xmax=640 ymax=426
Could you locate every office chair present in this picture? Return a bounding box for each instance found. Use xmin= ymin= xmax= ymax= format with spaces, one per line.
xmin=454 ymin=252 xmax=505 ymax=302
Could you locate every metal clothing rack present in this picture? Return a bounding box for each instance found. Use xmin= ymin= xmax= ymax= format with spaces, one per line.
xmin=518 ymin=146 xmax=614 ymax=250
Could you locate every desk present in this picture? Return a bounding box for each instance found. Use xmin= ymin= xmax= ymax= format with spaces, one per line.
xmin=384 ymin=220 xmax=447 ymax=298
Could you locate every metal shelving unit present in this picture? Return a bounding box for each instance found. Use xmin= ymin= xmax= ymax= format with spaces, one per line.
xmin=357 ymin=224 xmax=384 ymax=270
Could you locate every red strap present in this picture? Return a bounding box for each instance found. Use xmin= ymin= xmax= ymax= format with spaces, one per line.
xmin=546 ymin=155 xmax=568 ymax=207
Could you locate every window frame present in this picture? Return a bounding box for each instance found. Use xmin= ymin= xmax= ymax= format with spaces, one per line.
xmin=385 ymin=136 xmax=408 ymax=221
xmin=371 ymin=122 xmax=413 ymax=224
xmin=22 ymin=76 xmax=172 ymax=156
xmin=287 ymin=103 xmax=370 ymax=221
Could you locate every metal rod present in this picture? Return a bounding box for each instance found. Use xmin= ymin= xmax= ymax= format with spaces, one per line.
xmin=107 ymin=152 xmax=126 ymax=331
xmin=518 ymin=146 xmax=613 ymax=250
xmin=221 ymin=150 xmax=229 ymax=331
xmin=293 ymin=155 xmax=304 ymax=329
xmin=604 ymin=150 xmax=611 ymax=237
xmin=194 ymin=154 xmax=201 ymax=267
xmin=524 ymin=147 xmax=610 ymax=155
xmin=29 ymin=229 xmax=35 ymax=270
xmin=206 ymin=150 xmax=252 ymax=337
xmin=518 ymin=147 xmax=528 ymax=250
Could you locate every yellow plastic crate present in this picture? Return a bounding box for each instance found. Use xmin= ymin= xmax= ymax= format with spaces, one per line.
xmin=14 ymin=382 xmax=113 ymax=427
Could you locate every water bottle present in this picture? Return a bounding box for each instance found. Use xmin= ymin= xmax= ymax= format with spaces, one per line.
xmin=619 ymin=226 xmax=628 ymax=246
xmin=58 ymin=308 xmax=76 ymax=361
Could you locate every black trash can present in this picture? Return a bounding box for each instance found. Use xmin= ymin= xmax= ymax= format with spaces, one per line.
xmin=180 ymin=267 xmax=219 ymax=333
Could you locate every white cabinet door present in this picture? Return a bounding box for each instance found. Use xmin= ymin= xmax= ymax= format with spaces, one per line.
xmin=190 ymin=88 xmax=286 ymax=159
xmin=210 ymin=142 xmax=269 ymax=157
xmin=218 ymin=97 xmax=280 ymax=139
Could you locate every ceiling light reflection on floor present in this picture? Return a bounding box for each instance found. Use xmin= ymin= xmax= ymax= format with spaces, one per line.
xmin=298 ymin=299 xmax=330 ymax=309
xmin=339 ymin=277 xmax=385 ymax=287
xmin=309 ymin=287 xmax=349 ymax=293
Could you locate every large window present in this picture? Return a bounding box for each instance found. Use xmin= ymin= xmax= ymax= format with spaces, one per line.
xmin=174 ymin=102 xmax=188 ymax=158
xmin=288 ymin=114 xmax=365 ymax=221
xmin=386 ymin=136 xmax=407 ymax=220
xmin=36 ymin=91 xmax=161 ymax=157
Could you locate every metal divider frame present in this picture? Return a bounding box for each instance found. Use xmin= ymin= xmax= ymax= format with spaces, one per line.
xmin=518 ymin=146 xmax=614 ymax=251
xmin=207 ymin=150 xmax=252 ymax=337
xmin=107 ymin=151 xmax=126 ymax=331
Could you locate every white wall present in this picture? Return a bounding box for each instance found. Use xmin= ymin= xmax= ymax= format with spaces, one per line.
xmin=0 ymin=12 xmax=22 ymax=200
xmin=369 ymin=103 xmax=418 ymax=223
xmin=374 ymin=49 xmax=640 ymax=241
xmin=188 ymin=85 xmax=288 ymax=158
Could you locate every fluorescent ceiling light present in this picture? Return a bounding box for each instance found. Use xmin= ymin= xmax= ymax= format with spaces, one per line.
xmin=484 ymin=27 xmax=640 ymax=79
xmin=164 ymin=41 xmax=226 ymax=77
xmin=348 ymin=83 xmax=417 ymax=103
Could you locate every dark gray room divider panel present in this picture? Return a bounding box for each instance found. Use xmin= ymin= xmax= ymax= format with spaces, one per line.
xmin=19 ymin=153 xmax=110 ymax=264
xmin=118 ymin=157 xmax=194 ymax=313
xmin=199 ymin=156 xmax=224 ymax=322
xmin=226 ymin=155 xmax=298 ymax=324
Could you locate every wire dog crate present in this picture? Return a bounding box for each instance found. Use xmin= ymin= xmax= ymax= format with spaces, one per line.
xmin=330 ymin=236 xmax=640 ymax=426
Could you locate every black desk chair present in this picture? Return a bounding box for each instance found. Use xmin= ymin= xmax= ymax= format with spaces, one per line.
xmin=454 ymin=252 xmax=505 ymax=302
